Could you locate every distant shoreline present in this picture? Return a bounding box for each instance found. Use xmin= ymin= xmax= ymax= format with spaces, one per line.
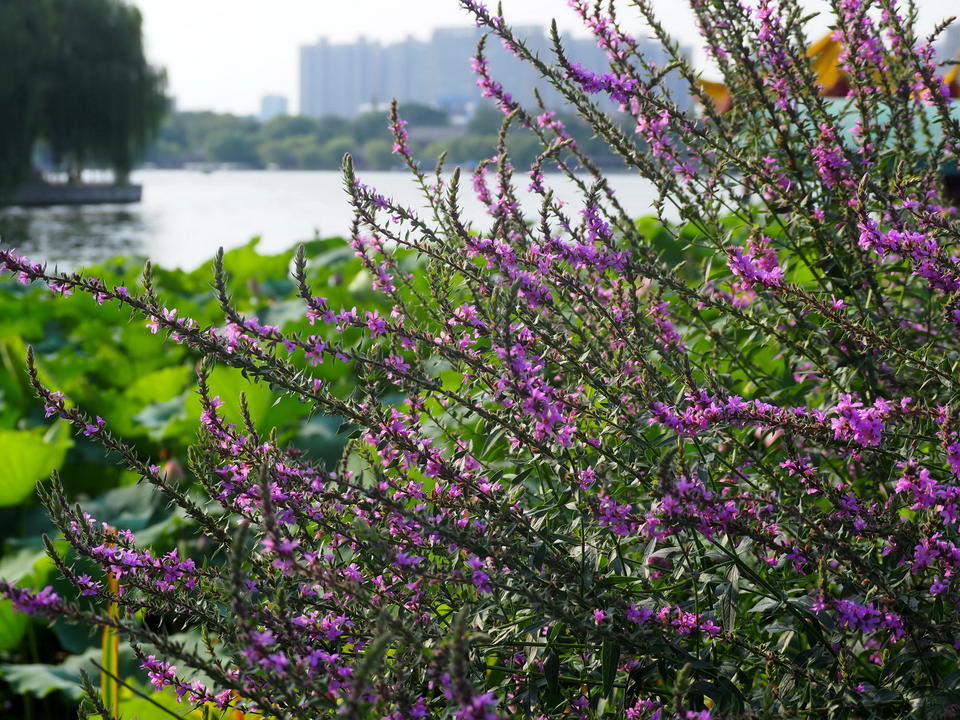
xmin=136 ymin=166 xmax=639 ymax=175
xmin=1 ymin=171 xmax=660 ymax=271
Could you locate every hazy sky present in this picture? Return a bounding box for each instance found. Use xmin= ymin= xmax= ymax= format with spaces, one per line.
xmin=127 ymin=0 xmax=952 ymax=115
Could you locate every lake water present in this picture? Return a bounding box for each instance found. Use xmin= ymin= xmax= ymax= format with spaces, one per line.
xmin=0 ymin=169 xmax=662 ymax=270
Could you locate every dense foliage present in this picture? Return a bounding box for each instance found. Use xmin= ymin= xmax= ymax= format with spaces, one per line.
xmin=0 ymin=0 xmax=50 ymax=197
xmin=5 ymin=0 xmax=960 ymax=719
xmin=0 ymin=238 xmax=385 ymax=718
xmin=0 ymin=0 xmax=166 ymax=194
xmin=148 ymin=106 xmax=627 ymax=171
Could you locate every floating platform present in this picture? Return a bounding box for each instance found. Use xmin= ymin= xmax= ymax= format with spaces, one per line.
xmin=8 ymin=183 xmax=142 ymax=207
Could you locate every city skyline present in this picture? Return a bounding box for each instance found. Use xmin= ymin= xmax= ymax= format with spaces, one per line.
xmin=298 ymin=25 xmax=691 ymax=120
xmin=128 ymin=0 xmax=955 ymax=115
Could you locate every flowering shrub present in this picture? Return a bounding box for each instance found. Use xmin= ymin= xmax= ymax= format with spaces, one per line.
xmin=4 ymin=0 xmax=960 ymax=718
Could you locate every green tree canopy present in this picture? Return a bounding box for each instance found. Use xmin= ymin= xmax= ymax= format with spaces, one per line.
xmin=0 ymin=0 xmax=166 ymax=193
xmin=320 ymin=136 xmax=356 ymax=168
xmin=206 ymin=132 xmax=262 ymax=167
xmin=466 ymin=105 xmax=503 ymax=135
xmin=0 ymin=0 xmax=54 ymax=196
xmin=259 ymin=115 xmax=327 ymax=142
xmin=396 ymin=103 xmax=449 ymax=127
xmin=42 ymin=0 xmax=167 ymax=182
xmin=362 ymin=138 xmax=396 ymax=170
xmin=352 ymin=110 xmax=393 ymax=144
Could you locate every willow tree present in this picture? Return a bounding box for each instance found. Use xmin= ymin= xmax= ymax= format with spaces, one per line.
xmin=0 ymin=0 xmax=54 ymax=197
xmin=41 ymin=0 xmax=167 ymax=184
xmin=0 ymin=0 xmax=166 ymax=192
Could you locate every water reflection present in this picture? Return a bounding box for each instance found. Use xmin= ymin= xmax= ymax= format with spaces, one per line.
xmin=0 ymin=204 xmax=148 ymax=270
xmin=0 ymin=169 xmax=660 ymax=271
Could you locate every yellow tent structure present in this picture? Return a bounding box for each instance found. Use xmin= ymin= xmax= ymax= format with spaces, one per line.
xmin=946 ymin=63 xmax=960 ymax=95
xmin=805 ymin=32 xmax=847 ymax=95
xmin=697 ymin=79 xmax=732 ymax=114
xmin=697 ymin=32 xmax=960 ymax=112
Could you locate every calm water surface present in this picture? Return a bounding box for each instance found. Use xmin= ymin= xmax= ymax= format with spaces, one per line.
xmin=0 ymin=169 xmax=662 ymax=270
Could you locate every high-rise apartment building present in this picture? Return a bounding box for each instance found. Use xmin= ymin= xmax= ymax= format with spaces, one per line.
xmin=300 ymin=37 xmax=384 ymax=118
xmin=259 ymin=94 xmax=289 ymax=122
xmin=299 ymin=26 xmax=691 ymax=119
xmin=380 ymin=36 xmax=430 ymax=107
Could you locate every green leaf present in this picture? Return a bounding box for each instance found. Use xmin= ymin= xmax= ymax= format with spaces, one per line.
xmin=0 ymin=646 xmax=135 ymax=701
xmin=0 ymin=424 xmax=72 ymax=506
xmin=260 ymin=298 xmax=308 ymax=329
xmin=544 ymin=650 xmax=560 ymax=695
xmin=719 ymin=564 xmax=739 ymax=632
xmin=348 ymin=269 xmax=372 ymax=294
xmin=81 ymin=483 xmax=185 ymax=544
xmin=748 ymin=597 xmax=782 ymax=613
xmin=0 ymin=545 xmax=54 ymax=585
xmin=110 ymin=686 xmax=199 ymax=720
xmin=124 ymin=366 xmax=193 ymax=405
xmin=0 ymin=546 xmax=55 ymax=650
xmin=185 ymin=365 xmax=273 ymax=430
xmin=600 ymin=638 xmax=620 ymax=699
xmin=0 ymin=659 xmax=88 ymax=700
xmin=292 ymin=415 xmax=349 ymax=467
xmin=306 ymin=244 xmax=355 ymax=270
xmin=190 ymin=237 xmax=291 ymax=295
xmin=0 ymin=602 xmax=30 ymax=651
xmin=133 ymin=393 xmax=190 ymax=441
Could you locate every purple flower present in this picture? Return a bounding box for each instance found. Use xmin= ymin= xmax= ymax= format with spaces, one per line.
xmin=811 ymin=123 xmax=852 ymax=188
xmin=47 ymin=281 xmax=72 ymax=297
xmin=858 ymin=218 xmax=960 ymax=296
xmin=597 ymin=494 xmax=636 ymax=536
xmin=455 ymin=692 xmax=498 ymax=720
xmin=829 ymin=597 xmax=905 ymax=642
xmin=5 ymin=585 xmax=61 ymax=617
xmin=471 ymin=569 xmax=492 ymax=594
xmin=83 ymin=416 xmax=106 ymax=437
xmin=566 ymin=62 xmax=636 ymax=105
xmin=394 ymin=552 xmax=423 ymax=567
xmin=471 ymin=52 xmax=514 ymax=115
xmin=646 ymin=299 xmax=686 ymax=352
xmin=829 ymin=395 xmax=891 ymax=447
xmin=43 ymin=391 xmax=65 ymax=418
xmin=366 ymin=310 xmax=388 ymax=337
xmin=75 ymin=574 xmax=101 ymax=597
xmin=142 ymin=655 xmax=178 ymax=691
xmin=390 ymin=115 xmax=411 ymax=157
xmin=727 ymin=236 xmax=783 ymax=290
